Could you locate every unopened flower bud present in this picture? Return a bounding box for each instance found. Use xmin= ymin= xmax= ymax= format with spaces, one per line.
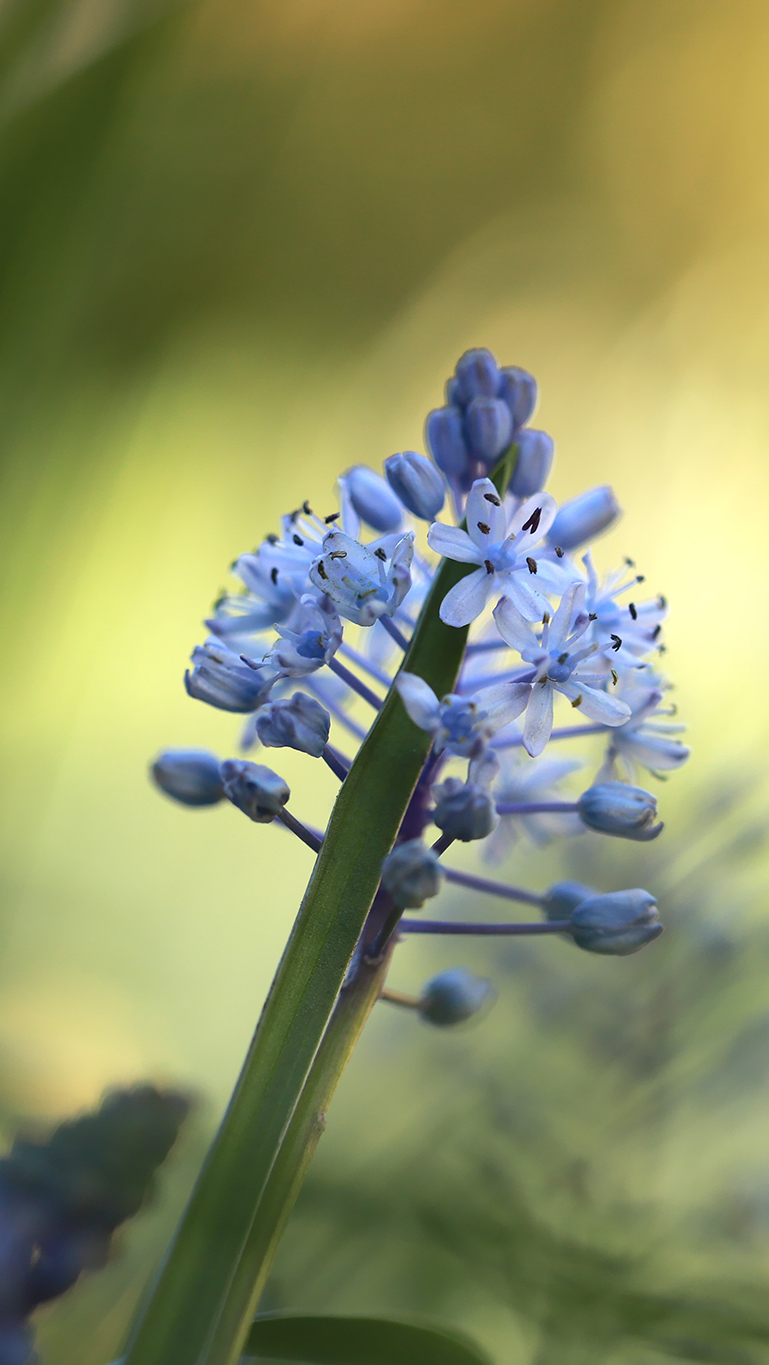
xmin=150 ymin=749 xmax=224 ymax=807
xmin=578 ymin=782 xmax=663 ymax=841
xmin=185 ymin=639 xmax=276 ymax=713
xmin=255 ymin=693 xmax=330 ymax=758
xmin=542 ymin=880 xmax=597 ymax=922
xmin=453 ymin=347 xmax=501 ymax=404
xmin=418 ymin=968 xmax=495 ymax=1026
xmin=425 ymin=406 xmax=470 ymax=479
xmin=381 ymin=839 xmax=444 ymax=909
xmin=546 ymin=485 xmax=621 ymax=551
xmin=570 ymin=889 xmax=662 ymax=956
xmin=343 ymin=466 xmax=403 ymax=533
xmin=384 ymin=450 xmax=446 ymax=521
xmin=509 ymin=429 xmax=554 ymax=497
xmin=432 ymin=778 xmax=497 ymax=842
xmin=498 ymin=365 xmax=537 ymax=429
xmin=220 ymin=759 xmax=290 ymax=823
xmin=464 ymin=397 xmax=513 ymax=467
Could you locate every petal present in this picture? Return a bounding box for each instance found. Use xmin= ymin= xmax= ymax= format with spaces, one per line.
xmin=548 ymin=581 xmax=586 ymax=650
xmin=439 ymin=568 xmax=494 ymax=627
xmin=476 ymin=681 xmax=532 ymax=730
xmin=493 ymin=596 xmax=539 ymax=653
xmin=523 ymin=680 xmax=554 ymax=756
xmin=617 ymin=731 xmax=691 ymax=770
xmin=468 ymin=749 xmax=500 ymax=787
xmin=560 ymin=681 xmax=631 ymax=726
xmin=394 ymin=672 xmax=441 ymax=731
xmin=501 ymin=570 xmax=550 ymax=622
xmin=508 ymin=491 xmax=558 ymax=545
xmin=427 ymin=522 xmax=482 ymax=564
xmin=466 ymin=478 xmax=508 ymax=549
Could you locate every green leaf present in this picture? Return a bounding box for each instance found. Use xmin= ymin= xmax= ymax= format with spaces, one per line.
xmin=244 ymin=1313 xmax=492 ymax=1365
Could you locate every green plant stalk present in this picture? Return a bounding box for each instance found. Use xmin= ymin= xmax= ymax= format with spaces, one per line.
xmin=122 ymin=448 xmax=517 ymax=1365
xmin=205 ymin=949 xmax=395 ymax=1365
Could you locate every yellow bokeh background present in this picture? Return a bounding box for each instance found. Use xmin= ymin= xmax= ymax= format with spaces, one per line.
xmin=1 ymin=1 xmax=769 ymax=1360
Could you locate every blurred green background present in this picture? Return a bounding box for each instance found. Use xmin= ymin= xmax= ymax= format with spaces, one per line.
xmin=1 ymin=0 xmax=769 ymax=1360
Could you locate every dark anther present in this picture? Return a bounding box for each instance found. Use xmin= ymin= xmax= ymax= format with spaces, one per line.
xmin=522 ymin=506 xmax=542 ymax=534
xmin=526 ymin=557 xmax=538 ymax=574
xmin=658 ymin=594 xmax=667 ymax=608
xmin=628 ymin=602 xmax=638 ymax=620
xmin=477 ymin=521 xmax=491 ymax=535
xmin=317 ymin=562 xmax=328 ymax=580
xmin=293 ymin=533 xmax=304 ymax=546
xmin=588 ymin=612 xmax=598 ymax=621
xmin=658 ymin=644 xmax=667 ymax=654
xmin=374 ymin=547 xmax=387 ymax=560
xmin=330 ymin=550 xmax=347 ymax=560
xmin=571 ymin=694 xmax=583 ymax=708
xmin=555 ymin=545 xmax=565 ymax=557
xmin=324 ymin=512 xmax=340 ymax=524
xmin=484 ymin=559 xmax=495 ymax=575
xmin=303 ymin=500 xmax=312 ymax=515
xmin=266 ymin=533 xmax=279 ymax=545
xmin=611 ymin=668 xmax=618 ymax=685
xmin=652 ymin=624 xmax=662 ymax=639
xmin=270 ymin=567 xmax=279 ymax=584
xmin=289 ymin=509 xmax=300 ymax=524
xmin=558 ymin=652 xmax=569 ymax=664
xmin=624 ymin=556 xmax=635 ymax=567
xmin=610 ymin=634 xmax=622 ymax=652
xmin=542 ymin=611 xmax=551 ymax=625
xmin=636 ymin=574 xmax=645 ymax=583
xmin=483 ymin=492 xmax=502 ymax=506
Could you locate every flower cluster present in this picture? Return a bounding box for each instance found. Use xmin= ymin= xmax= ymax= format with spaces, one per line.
xmin=0 ymin=1087 xmax=188 ymax=1365
xmin=160 ymin=347 xmax=690 ymax=1022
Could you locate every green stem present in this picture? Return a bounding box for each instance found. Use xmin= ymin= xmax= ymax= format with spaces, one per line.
xmin=121 ymin=450 xmax=516 ymax=1365
xmin=204 ymin=951 xmax=394 ymax=1365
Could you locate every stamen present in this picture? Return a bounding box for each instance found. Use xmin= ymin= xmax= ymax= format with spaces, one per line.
xmin=588 ymin=612 xmax=597 ymax=621
xmin=477 ymin=521 xmax=491 ymax=535
xmin=624 ymin=556 xmax=635 ymax=567
xmin=270 ymin=567 xmax=279 ymax=584
xmin=658 ymin=594 xmax=667 ymax=609
xmin=571 ymin=694 xmax=583 ymax=708
xmin=610 ymin=634 xmax=622 ymax=651
xmin=526 ymin=557 xmax=537 ymax=574
xmin=610 ymin=669 xmax=618 ymax=685
xmin=324 ymin=512 xmax=340 ymax=524
xmin=317 ymin=562 xmax=328 ymax=581
xmin=329 ymin=550 xmax=347 ymax=560
xmin=303 ymin=500 xmax=312 ymax=515
xmin=266 ymin=533 xmax=279 ymax=545
xmin=636 ymin=574 xmax=645 ymax=583
xmin=555 ymin=546 xmax=564 ymax=557
xmin=558 ymin=652 xmax=568 ymax=664
xmin=522 ymin=507 xmax=542 ymax=534
xmin=542 ymin=611 xmax=551 ymax=625
xmin=293 ymin=533 xmax=304 ymax=546
xmin=374 ymin=547 xmax=387 ymax=560
xmin=652 ymin=624 xmax=662 ymax=639
xmin=628 ymin=602 xmax=637 ymax=620
xmin=484 ymin=559 xmax=494 ymax=574
xmin=483 ymin=492 xmax=501 ymax=506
